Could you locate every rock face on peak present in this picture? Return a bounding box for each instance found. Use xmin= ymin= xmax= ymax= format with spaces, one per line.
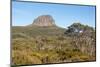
xmin=32 ymin=15 xmax=56 ymax=26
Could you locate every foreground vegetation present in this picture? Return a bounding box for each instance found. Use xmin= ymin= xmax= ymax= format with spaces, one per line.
xmin=12 ymin=23 xmax=96 ymax=65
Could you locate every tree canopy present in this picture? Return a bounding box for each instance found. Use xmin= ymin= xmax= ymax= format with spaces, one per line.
xmin=64 ymin=22 xmax=95 ymax=36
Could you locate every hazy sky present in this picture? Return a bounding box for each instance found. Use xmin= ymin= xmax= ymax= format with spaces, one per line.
xmin=12 ymin=1 xmax=96 ymax=28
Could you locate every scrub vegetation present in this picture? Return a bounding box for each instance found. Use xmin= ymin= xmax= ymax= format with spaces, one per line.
xmin=12 ymin=23 xmax=96 ymax=66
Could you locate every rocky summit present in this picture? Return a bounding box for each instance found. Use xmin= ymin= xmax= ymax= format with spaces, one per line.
xmin=32 ymin=15 xmax=56 ymax=26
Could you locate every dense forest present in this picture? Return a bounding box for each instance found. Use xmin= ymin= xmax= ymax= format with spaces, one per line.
xmin=12 ymin=22 xmax=96 ymax=66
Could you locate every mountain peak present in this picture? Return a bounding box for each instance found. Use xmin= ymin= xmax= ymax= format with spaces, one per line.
xmin=32 ymin=15 xmax=56 ymax=27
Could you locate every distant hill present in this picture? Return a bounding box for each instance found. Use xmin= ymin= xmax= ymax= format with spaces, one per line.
xmin=12 ymin=15 xmax=66 ymax=37
xmin=29 ymin=15 xmax=56 ymax=27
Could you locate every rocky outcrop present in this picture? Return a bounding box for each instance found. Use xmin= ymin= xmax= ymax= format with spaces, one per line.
xmin=32 ymin=15 xmax=56 ymax=26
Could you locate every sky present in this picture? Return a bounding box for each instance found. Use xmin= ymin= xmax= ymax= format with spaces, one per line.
xmin=12 ymin=1 xmax=96 ymax=28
